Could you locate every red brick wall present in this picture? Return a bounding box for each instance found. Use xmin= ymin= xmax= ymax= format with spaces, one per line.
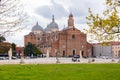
xmin=58 ymin=28 xmax=88 ymax=57
xmin=24 ymin=32 xmax=37 ymax=47
xmin=24 ymin=28 xmax=92 ymax=57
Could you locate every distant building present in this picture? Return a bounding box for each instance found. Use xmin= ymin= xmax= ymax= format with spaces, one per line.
xmin=111 ymin=42 xmax=120 ymax=58
xmin=0 ymin=42 xmax=11 ymax=48
xmin=16 ymin=47 xmax=23 ymax=57
xmin=0 ymin=42 xmax=11 ymax=55
xmin=24 ymin=14 xmax=92 ymax=57
xmin=93 ymin=42 xmax=120 ymax=58
xmin=93 ymin=44 xmax=112 ymax=57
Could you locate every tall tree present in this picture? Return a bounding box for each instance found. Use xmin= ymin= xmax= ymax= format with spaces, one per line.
xmin=86 ymin=0 xmax=120 ymax=42
xmin=0 ymin=0 xmax=27 ymax=38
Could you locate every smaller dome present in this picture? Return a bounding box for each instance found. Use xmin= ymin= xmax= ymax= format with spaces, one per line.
xmin=32 ymin=22 xmax=43 ymax=32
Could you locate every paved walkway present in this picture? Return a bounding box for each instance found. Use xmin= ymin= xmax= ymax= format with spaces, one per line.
xmin=0 ymin=57 xmax=119 ymax=64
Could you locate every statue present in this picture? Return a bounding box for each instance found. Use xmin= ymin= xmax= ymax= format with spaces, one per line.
xmin=46 ymin=49 xmax=49 ymax=58
xmin=8 ymin=48 xmax=12 ymax=60
xmin=20 ymin=49 xmax=25 ymax=64
xmin=88 ymin=49 xmax=92 ymax=63
xmin=111 ymin=51 xmax=115 ymax=62
xmin=79 ymin=50 xmax=82 ymax=62
xmin=56 ymin=49 xmax=60 ymax=63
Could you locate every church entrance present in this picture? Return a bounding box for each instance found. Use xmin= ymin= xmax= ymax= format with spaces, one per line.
xmin=82 ymin=51 xmax=84 ymax=57
xmin=72 ymin=49 xmax=76 ymax=56
xmin=63 ymin=51 xmax=65 ymax=57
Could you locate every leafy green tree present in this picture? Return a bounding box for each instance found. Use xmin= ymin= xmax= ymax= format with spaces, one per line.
xmin=86 ymin=0 xmax=120 ymax=42
xmin=24 ymin=42 xmax=34 ymax=56
xmin=24 ymin=42 xmax=42 ymax=57
xmin=11 ymin=43 xmax=16 ymax=56
xmin=34 ymin=46 xmax=42 ymax=55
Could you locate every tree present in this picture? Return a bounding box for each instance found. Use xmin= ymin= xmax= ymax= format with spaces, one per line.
xmin=11 ymin=43 xmax=16 ymax=56
xmin=34 ymin=46 xmax=42 ymax=55
xmin=0 ymin=0 xmax=27 ymax=38
xmin=86 ymin=0 xmax=120 ymax=42
xmin=24 ymin=42 xmax=42 ymax=57
xmin=0 ymin=36 xmax=5 ymax=42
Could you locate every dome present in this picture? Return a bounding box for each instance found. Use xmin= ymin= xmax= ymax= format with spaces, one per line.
xmin=45 ymin=15 xmax=59 ymax=32
xmin=32 ymin=22 xmax=43 ymax=32
xmin=49 ymin=21 xmax=58 ymax=29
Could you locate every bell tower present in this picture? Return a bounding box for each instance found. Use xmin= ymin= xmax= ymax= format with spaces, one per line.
xmin=68 ymin=13 xmax=74 ymax=28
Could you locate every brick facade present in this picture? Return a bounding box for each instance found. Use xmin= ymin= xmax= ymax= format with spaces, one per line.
xmin=24 ymin=14 xmax=92 ymax=57
xmin=24 ymin=32 xmax=37 ymax=46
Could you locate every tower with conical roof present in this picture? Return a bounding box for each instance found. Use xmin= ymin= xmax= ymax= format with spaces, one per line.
xmin=68 ymin=13 xmax=74 ymax=28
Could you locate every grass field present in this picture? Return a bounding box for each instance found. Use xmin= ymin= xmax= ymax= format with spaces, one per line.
xmin=0 ymin=64 xmax=120 ymax=80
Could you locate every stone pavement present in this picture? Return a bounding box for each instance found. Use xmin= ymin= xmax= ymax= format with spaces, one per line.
xmin=0 ymin=57 xmax=119 ymax=64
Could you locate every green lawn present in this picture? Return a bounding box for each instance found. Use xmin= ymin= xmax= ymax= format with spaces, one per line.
xmin=0 ymin=64 xmax=120 ymax=80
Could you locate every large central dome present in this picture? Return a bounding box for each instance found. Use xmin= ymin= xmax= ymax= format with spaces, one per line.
xmin=49 ymin=20 xmax=58 ymax=29
xmin=32 ymin=22 xmax=43 ymax=32
xmin=45 ymin=15 xmax=59 ymax=33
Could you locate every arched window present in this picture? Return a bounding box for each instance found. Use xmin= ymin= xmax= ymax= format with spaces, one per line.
xmin=38 ymin=38 xmax=40 ymax=40
xmin=72 ymin=34 xmax=75 ymax=39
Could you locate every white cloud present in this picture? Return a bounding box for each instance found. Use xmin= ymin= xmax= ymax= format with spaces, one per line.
xmin=6 ymin=29 xmax=30 ymax=47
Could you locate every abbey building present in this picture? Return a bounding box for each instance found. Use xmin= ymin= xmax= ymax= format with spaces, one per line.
xmin=24 ymin=14 xmax=92 ymax=57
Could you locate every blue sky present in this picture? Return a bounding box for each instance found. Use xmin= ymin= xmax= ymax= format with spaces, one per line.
xmin=6 ymin=0 xmax=105 ymax=47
